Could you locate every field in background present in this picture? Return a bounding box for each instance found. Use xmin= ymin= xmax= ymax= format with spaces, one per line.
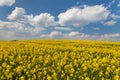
xmin=0 ymin=40 xmax=120 ymax=80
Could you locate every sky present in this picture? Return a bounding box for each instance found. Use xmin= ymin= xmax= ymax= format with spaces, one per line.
xmin=0 ymin=0 xmax=120 ymax=41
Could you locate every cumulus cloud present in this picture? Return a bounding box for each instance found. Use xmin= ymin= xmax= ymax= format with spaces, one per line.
xmin=65 ymin=32 xmax=120 ymax=41
xmin=50 ymin=31 xmax=62 ymax=37
xmin=7 ymin=7 xmax=56 ymax=27
xmin=40 ymin=31 xmax=62 ymax=38
xmin=0 ymin=19 xmax=119 ymax=41
xmin=1 ymin=20 xmax=118 ymax=40
xmin=7 ymin=7 xmax=34 ymax=24
xmin=8 ymin=5 xmax=111 ymax=28
xmin=0 ymin=20 xmax=25 ymax=30
xmin=0 ymin=0 xmax=15 ymax=6
xmin=58 ymin=5 xmax=110 ymax=27
xmin=69 ymin=32 xmax=80 ymax=37
xmin=110 ymin=14 xmax=120 ymax=19
xmin=0 ymin=21 xmax=25 ymax=40
xmin=8 ymin=7 xmax=27 ymax=21
xmin=0 ymin=20 xmax=45 ymax=40
xmin=0 ymin=20 xmax=45 ymax=33
xmin=104 ymin=20 xmax=116 ymax=26
xmin=54 ymin=27 xmax=72 ymax=31
xmin=40 ymin=31 xmax=120 ymax=41
xmin=99 ymin=33 xmax=120 ymax=41
xmin=1 ymin=5 xmax=119 ymax=41
xmin=0 ymin=30 xmax=15 ymax=40
xmin=33 ymin=13 xmax=57 ymax=27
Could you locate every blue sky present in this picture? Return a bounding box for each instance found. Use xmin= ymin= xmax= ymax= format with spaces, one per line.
xmin=0 ymin=0 xmax=120 ymax=41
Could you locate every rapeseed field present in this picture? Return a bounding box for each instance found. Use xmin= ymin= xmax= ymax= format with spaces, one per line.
xmin=0 ymin=40 xmax=119 ymax=80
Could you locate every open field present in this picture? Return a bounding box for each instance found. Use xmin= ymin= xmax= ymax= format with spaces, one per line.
xmin=0 ymin=40 xmax=120 ymax=80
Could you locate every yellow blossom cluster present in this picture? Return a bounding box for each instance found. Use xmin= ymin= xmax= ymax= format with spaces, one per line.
xmin=0 ymin=40 xmax=120 ymax=80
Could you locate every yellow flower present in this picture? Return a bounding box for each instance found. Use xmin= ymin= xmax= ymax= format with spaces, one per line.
xmin=7 ymin=73 xmax=13 ymax=79
xmin=85 ymin=77 xmax=90 ymax=80
xmin=0 ymin=66 xmax=2 ymax=70
xmin=99 ymin=71 xmax=103 ymax=77
xmin=43 ymin=70 xmax=47 ymax=75
xmin=61 ymin=73 xmax=65 ymax=78
xmin=114 ymin=75 xmax=119 ymax=80
xmin=107 ymin=67 xmax=111 ymax=72
xmin=47 ymin=75 xmax=52 ymax=80
xmin=2 ymin=62 xmax=7 ymax=68
xmin=0 ymin=40 xmax=119 ymax=80
xmin=67 ymin=76 xmax=70 ymax=80
xmin=20 ymin=76 xmax=25 ymax=80
xmin=52 ymin=72 xmax=57 ymax=79
xmin=16 ymin=66 xmax=23 ymax=75
xmin=83 ymin=66 xmax=88 ymax=71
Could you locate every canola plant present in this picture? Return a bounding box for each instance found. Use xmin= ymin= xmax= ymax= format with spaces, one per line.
xmin=0 ymin=40 xmax=120 ymax=80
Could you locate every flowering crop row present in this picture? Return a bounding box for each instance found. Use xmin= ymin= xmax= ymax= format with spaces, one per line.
xmin=0 ymin=40 xmax=120 ymax=80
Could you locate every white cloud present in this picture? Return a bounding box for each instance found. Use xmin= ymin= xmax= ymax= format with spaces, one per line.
xmin=0 ymin=21 xmax=25 ymax=30
xmin=0 ymin=20 xmax=45 ymax=33
xmin=69 ymin=32 xmax=80 ymax=37
xmin=100 ymin=33 xmax=120 ymax=41
xmin=104 ymin=20 xmax=116 ymax=26
xmin=40 ymin=31 xmax=62 ymax=38
xmin=0 ymin=30 xmax=15 ymax=40
xmin=66 ymin=32 xmax=90 ymax=39
xmin=7 ymin=7 xmax=34 ymax=24
xmin=50 ymin=31 xmax=62 ymax=37
xmin=0 ymin=0 xmax=15 ymax=6
xmin=40 ymin=31 xmax=120 ymax=41
xmin=0 ymin=5 xmax=119 ymax=41
xmin=1 ymin=20 xmax=119 ymax=40
xmin=8 ymin=7 xmax=26 ymax=21
xmin=7 ymin=7 xmax=56 ymax=27
xmin=0 ymin=21 xmax=24 ymax=40
xmin=101 ymin=33 xmax=120 ymax=38
xmin=0 ymin=20 xmax=45 ymax=40
xmin=7 ymin=6 xmax=111 ymax=28
xmin=33 ymin=13 xmax=57 ymax=27
xmin=110 ymin=14 xmax=120 ymax=19
xmin=67 ymin=32 xmax=120 ymax=41
xmin=54 ymin=27 xmax=72 ymax=31
xmin=58 ymin=5 xmax=110 ymax=27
